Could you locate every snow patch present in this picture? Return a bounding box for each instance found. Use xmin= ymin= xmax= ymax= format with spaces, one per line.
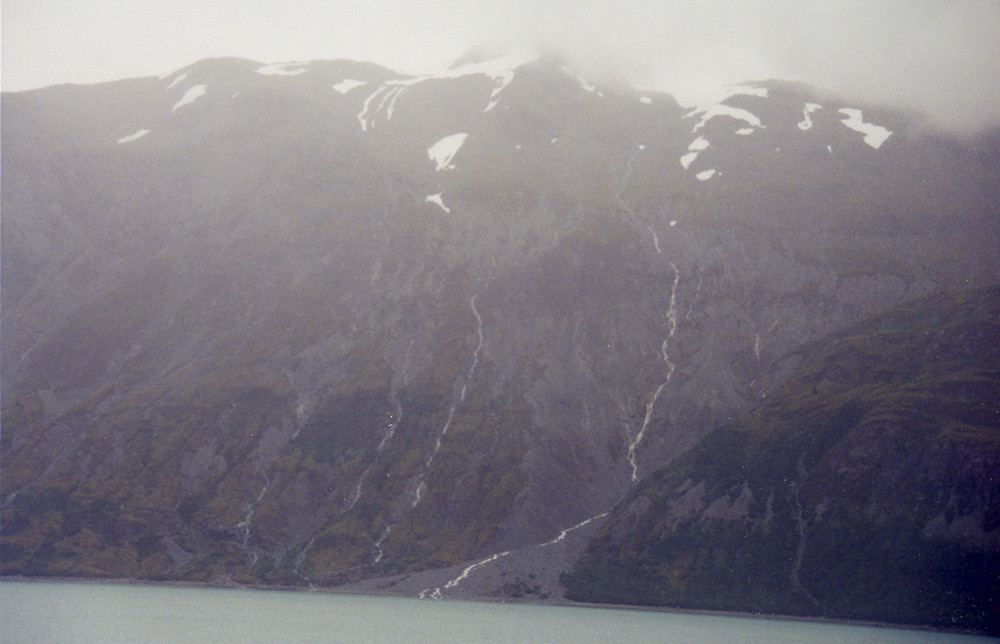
xmin=255 ymin=62 xmax=308 ymax=76
xmin=484 ymin=67 xmax=519 ymax=112
xmin=838 ymin=108 xmax=892 ymax=149
xmin=165 ymin=72 xmax=189 ymax=90
xmin=688 ymin=136 xmax=710 ymax=151
xmin=333 ymin=79 xmax=367 ymax=94
xmin=797 ymin=102 xmax=822 ymax=131
xmin=639 ymin=96 xmax=653 ymax=104
xmin=670 ymin=220 xmax=678 ymax=227
xmin=172 ymin=85 xmax=207 ymax=112
xmin=562 ymin=67 xmax=602 ymax=95
xmin=696 ymin=169 xmax=717 ymax=181
xmin=725 ymin=85 xmax=769 ymax=99
xmin=358 ymin=85 xmax=410 ymax=130
xmin=735 ymin=127 xmax=755 ymax=135
xmin=117 ymin=129 xmax=151 ymax=144
xmin=687 ymin=104 xmax=762 ymax=133
xmin=676 ymin=83 xmax=769 ymax=133
xmin=358 ymin=51 xmax=536 ymax=129
xmin=428 ymin=133 xmax=468 ymax=171
xmin=444 ymin=50 xmax=536 ymax=112
xmin=827 ymin=145 xmax=833 ymax=154
xmin=669 ymin=83 xmax=768 ymax=108
xmin=448 ymin=50 xmax=536 ymax=81
xmin=426 ymin=193 xmax=450 ymax=213
xmin=680 ymin=136 xmax=710 ymax=169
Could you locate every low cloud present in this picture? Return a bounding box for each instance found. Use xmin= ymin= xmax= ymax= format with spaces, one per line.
xmin=5 ymin=0 xmax=998 ymax=134
xmin=469 ymin=0 xmax=1000 ymax=134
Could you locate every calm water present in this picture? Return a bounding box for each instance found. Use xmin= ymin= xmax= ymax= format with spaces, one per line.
xmin=1 ymin=579 xmax=992 ymax=643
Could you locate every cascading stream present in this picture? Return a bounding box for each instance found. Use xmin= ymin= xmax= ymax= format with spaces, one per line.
xmin=355 ymin=340 xmax=415 ymax=565
xmin=614 ymin=144 xmax=683 ymax=484
xmin=416 ymin=512 xmax=611 ymax=599
xmin=293 ymin=537 xmax=317 ymax=589
xmin=367 ymin=300 xmax=484 ymax=567
xmin=614 ymin=145 xmax=642 ymax=213
xmin=411 ymin=294 xmax=485 ymax=508
xmin=420 ymin=550 xmax=513 ymax=599
xmin=371 ymin=526 xmax=391 ymax=564
xmin=236 ymin=476 xmax=271 ymax=567
xmin=626 ymin=263 xmax=680 ymax=483
xmin=539 ymin=512 xmax=609 ymax=547
xmin=346 ymin=391 xmax=404 ymax=511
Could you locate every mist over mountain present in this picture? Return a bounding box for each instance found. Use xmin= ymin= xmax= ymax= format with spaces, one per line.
xmin=2 ymin=54 xmax=998 ymax=633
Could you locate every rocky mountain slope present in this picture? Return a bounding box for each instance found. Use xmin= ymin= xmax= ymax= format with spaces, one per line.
xmin=2 ymin=53 xmax=998 ymax=629
xmin=562 ymin=286 xmax=1000 ymax=633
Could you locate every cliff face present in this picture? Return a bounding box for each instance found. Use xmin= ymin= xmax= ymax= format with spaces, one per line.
xmin=1 ymin=55 xmax=998 ymax=619
xmin=563 ymin=287 xmax=1000 ymax=633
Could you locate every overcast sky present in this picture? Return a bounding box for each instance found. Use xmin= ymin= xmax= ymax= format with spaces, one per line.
xmin=4 ymin=0 xmax=999 ymax=132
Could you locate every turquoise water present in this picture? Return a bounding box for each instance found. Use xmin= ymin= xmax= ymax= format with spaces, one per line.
xmin=1 ymin=579 xmax=992 ymax=643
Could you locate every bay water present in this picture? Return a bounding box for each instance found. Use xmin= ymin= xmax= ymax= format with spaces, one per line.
xmin=1 ymin=579 xmax=992 ymax=643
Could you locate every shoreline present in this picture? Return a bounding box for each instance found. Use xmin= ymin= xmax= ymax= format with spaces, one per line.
xmin=2 ymin=573 xmax=990 ymax=638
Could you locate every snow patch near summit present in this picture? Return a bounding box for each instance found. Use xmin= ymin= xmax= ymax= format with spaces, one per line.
xmin=838 ymin=108 xmax=892 ymax=149
xmin=484 ymin=67 xmax=518 ymax=112
xmin=117 ymin=129 xmax=151 ymax=144
xmin=172 ymin=85 xmax=207 ymax=112
xmin=679 ymin=84 xmax=767 ymax=134
xmin=688 ymin=104 xmax=762 ymax=133
xmin=725 ymin=85 xmax=769 ymax=99
xmin=797 ymin=102 xmax=822 ymax=131
xmin=333 ymin=79 xmax=367 ymax=94
xmin=680 ymin=136 xmax=710 ymax=169
xmin=256 ymin=62 xmax=308 ymax=76
xmin=562 ymin=67 xmax=603 ymax=96
xmin=688 ymin=136 xmax=710 ymax=151
xmin=696 ymin=169 xmax=717 ymax=181
xmin=166 ymin=72 xmax=189 ymax=90
xmin=428 ymin=133 xmax=468 ymax=171
xmin=358 ymin=51 xmax=536 ymax=128
xmin=426 ymin=193 xmax=450 ymax=213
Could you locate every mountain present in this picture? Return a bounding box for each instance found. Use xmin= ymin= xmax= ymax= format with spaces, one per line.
xmin=2 ymin=54 xmax=998 ymax=631
xmin=562 ymin=286 xmax=1000 ymax=633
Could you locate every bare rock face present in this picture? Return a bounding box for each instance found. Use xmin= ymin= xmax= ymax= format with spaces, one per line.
xmin=2 ymin=56 xmax=998 ymax=630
